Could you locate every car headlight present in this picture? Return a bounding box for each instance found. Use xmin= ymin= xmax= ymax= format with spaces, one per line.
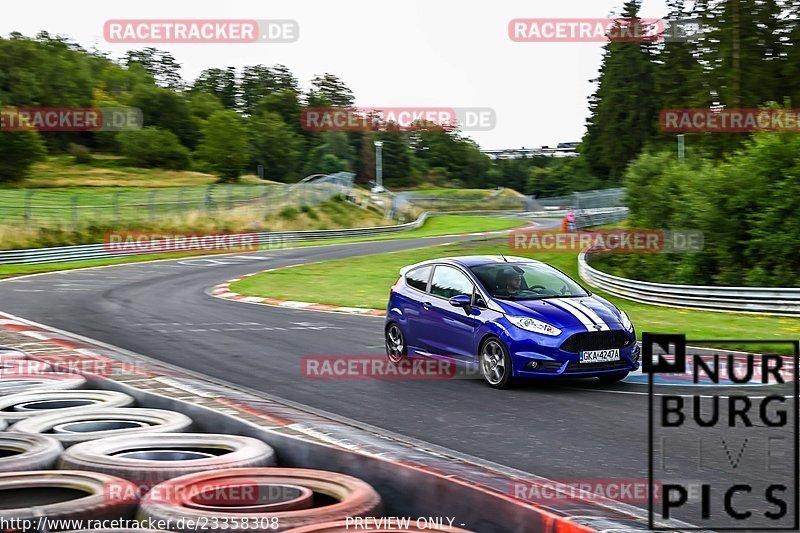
xmin=507 ymin=316 xmax=562 ymax=336
xmin=618 ymin=309 xmax=634 ymax=332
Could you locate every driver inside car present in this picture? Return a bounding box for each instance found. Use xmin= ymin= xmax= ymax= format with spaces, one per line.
xmin=497 ymin=271 xmax=524 ymax=297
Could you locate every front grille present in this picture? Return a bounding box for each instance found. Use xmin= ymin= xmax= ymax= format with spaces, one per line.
xmin=566 ymin=360 xmax=629 ymax=373
xmin=559 ymin=330 xmax=630 ymax=353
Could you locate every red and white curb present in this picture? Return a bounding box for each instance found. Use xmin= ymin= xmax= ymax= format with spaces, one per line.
xmin=209 ymin=268 xmax=386 ymax=317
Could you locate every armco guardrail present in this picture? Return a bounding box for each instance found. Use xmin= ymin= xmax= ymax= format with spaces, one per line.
xmin=574 ymin=207 xmax=628 ymax=228
xmin=578 ymin=251 xmax=800 ymax=316
xmin=0 ymin=210 xmax=527 ymax=265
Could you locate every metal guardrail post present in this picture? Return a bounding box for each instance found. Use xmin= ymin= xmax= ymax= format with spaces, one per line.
xmin=23 ymin=191 xmax=33 ymax=229
xmin=113 ymin=192 xmax=120 ymax=225
xmin=148 ymin=190 xmax=156 ymax=221
xmin=71 ymin=195 xmax=78 ymax=231
xmin=178 ymin=188 xmax=185 ymax=217
xmin=204 ymin=185 xmax=213 ymax=214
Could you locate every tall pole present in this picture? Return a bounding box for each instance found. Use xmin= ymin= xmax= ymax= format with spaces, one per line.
xmin=374 ymin=140 xmax=383 ymax=191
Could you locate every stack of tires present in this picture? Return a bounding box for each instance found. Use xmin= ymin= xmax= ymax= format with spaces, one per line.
xmin=0 ymin=349 xmax=469 ymax=532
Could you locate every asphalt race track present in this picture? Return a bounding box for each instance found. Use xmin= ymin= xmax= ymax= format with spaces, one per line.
xmin=0 ymin=222 xmax=791 ymax=515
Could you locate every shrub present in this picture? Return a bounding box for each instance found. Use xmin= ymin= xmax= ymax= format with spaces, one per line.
xmin=0 ymin=128 xmax=46 ymax=183
xmin=279 ymin=206 xmax=299 ymax=220
xmin=68 ymin=143 xmax=92 ymax=164
xmin=118 ymin=126 xmax=191 ymax=170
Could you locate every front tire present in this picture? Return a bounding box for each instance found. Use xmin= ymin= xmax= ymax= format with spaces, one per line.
xmin=385 ymin=322 xmax=406 ymax=364
xmin=597 ymin=371 xmax=629 ymax=383
xmin=480 ymin=338 xmax=515 ymax=389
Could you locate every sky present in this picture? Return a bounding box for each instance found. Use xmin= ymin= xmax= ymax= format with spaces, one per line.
xmin=3 ymin=0 xmax=669 ymax=149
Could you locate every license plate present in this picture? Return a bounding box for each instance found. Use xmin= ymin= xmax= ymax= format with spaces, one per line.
xmin=579 ymin=349 xmax=620 ymax=363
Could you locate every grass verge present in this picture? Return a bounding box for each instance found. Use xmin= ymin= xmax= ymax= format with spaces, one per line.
xmin=230 ymin=237 xmax=800 ymax=352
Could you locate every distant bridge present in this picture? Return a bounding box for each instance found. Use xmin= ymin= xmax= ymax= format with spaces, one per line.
xmin=481 ymin=143 xmax=579 ymax=159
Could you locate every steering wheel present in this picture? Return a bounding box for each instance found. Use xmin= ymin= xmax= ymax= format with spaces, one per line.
xmin=528 ymin=284 xmax=547 ymax=293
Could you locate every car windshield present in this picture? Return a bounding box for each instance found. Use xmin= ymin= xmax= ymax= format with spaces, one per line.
xmin=469 ymin=262 xmax=590 ymax=300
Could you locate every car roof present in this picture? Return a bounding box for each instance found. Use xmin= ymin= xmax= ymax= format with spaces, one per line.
xmin=401 ymin=256 xmax=542 ymax=274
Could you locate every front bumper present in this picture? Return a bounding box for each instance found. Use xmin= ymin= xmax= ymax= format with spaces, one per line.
xmin=504 ymin=327 xmax=640 ymax=379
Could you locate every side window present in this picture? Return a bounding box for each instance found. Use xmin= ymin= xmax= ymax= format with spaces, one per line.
xmin=430 ymin=265 xmax=474 ymax=299
xmin=405 ymin=266 xmax=432 ymax=292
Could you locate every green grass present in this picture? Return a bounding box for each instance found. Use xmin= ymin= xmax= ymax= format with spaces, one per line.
xmin=231 ymin=237 xmax=800 ymax=350
xmin=0 ymin=215 xmax=525 ymax=279
xmin=10 ymin=155 xmax=265 ymax=188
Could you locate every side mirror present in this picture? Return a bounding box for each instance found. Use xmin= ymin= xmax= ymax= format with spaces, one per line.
xmin=449 ymin=295 xmax=472 ymax=308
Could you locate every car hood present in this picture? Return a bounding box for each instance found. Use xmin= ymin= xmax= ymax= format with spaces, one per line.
xmin=495 ymin=295 xmax=625 ymax=331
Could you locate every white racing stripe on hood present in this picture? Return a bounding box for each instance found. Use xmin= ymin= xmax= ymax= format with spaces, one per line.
xmin=558 ymin=298 xmax=611 ymax=331
xmin=547 ymin=299 xmax=594 ymax=331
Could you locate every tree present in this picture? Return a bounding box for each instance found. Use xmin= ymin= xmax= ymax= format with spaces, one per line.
xmin=303 ymin=132 xmax=355 ymax=176
xmin=413 ymin=127 xmax=490 ymax=186
xmin=0 ymin=33 xmax=94 ymax=108
xmin=654 ymin=1 xmax=707 ymax=108
xmin=249 ymin=111 xmax=303 ymax=182
xmin=130 ymin=85 xmax=199 ymax=149
xmin=582 ymin=1 xmax=658 ymax=182
xmin=317 ymin=153 xmax=350 ymax=174
xmin=197 ymin=110 xmax=249 ymax=182
xmin=375 ymin=130 xmax=413 ymax=186
xmin=308 ymin=73 xmax=355 ymax=107
xmin=192 ymin=67 xmax=238 ymax=109
xmin=0 ymin=126 xmax=46 ymax=183
xmin=124 ymin=47 xmax=183 ymax=90
xmin=240 ymin=65 xmax=300 ymax=115
xmin=118 ymin=127 xmax=190 ymax=169
xmin=255 ymin=89 xmax=303 ymax=134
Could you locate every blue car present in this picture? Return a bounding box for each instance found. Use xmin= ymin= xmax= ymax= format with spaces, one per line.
xmin=384 ymin=255 xmax=640 ymax=388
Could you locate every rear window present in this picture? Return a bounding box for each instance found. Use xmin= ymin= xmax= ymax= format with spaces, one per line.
xmin=405 ymin=265 xmax=432 ymax=292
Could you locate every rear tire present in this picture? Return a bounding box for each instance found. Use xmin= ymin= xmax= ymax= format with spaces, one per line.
xmin=480 ymin=338 xmax=515 ymax=389
xmin=597 ymin=371 xmax=629 ymax=383
xmin=385 ymin=322 xmax=407 ymax=364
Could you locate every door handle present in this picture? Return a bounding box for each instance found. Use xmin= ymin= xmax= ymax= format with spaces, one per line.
xmin=422 ymin=302 xmax=432 ymax=310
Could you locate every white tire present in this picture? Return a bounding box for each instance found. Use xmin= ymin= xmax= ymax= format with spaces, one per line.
xmin=0 ymin=372 xmax=86 ymax=396
xmin=0 ymin=390 xmax=135 ymax=423
xmin=10 ymin=408 xmax=193 ymax=447
xmin=0 ymin=470 xmax=139 ymax=523
xmin=138 ymin=468 xmax=382 ymax=532
xmin=0 ymin=432 xmax=64 ymax=472
xmin=60 ymin=433 xmax=277 ymax=487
